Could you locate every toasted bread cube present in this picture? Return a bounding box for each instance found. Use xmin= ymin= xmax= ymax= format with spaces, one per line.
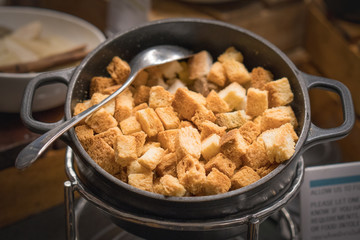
xmin=127 ymin=160 xmax=152 ymax=175
xmin=223 ymin=59 xmax=251 ymax=85
xmin=256 ymin=163 xmax=279 ymax=177
xmin=176 ymin=155 xmax=206 ymax=195
xmin=200 ymin=120 xmax=227 ymax=140
xmin=93 ymin=126 xmax=122 ymax=149
xmin=133 ymin=85 xmax=150 ymax=105
xmin=89 ymin=77 xmax=115 ymax=96
xmin=250 ymin=67 xmax=273 ymax=90
xmin=206 ymin=90 xmax=230 ymax=113
xmin=90 ymin=92 xmax=115 ymax=116
xmin=218 ymin=82 xmax=246 ymax=111
xmin=265 ymin=77 xmax=294 ymax=107
xmin=87 ymin=138 xmax=121 ymax=175
xmin=74 ymin=100 xmax=91 ymax=116
xmin=176 ymin=126 xmax=201 ymax=160
xmin=102 ymin=85 xmax=121 ymax=95
xmin=239 ymin=121 xmax=261 ymax=144
xmin=128 ymin=172 xmax=153 ymax=192
xmin=136 ymin=108 xmax=164 ymax=137
xmin=204 ymin=168 xmax=231 ymax=195
xmin=156 ymin=151 xmax=178 ymax=177
xmin=243 ymin=138 xmax=269 ymax=169
xmin=167 ymin=78 xmax=187 ymax=94
xmin=119 ymin=116 xmax=142 ymax=135
xmin=246 ymin=88 xmax=268 ymax=117
xmin=220 ymin=129 xmax=249 ymax=167
xmin=231 ymin=166 xmax=260 ymax=189
xmin=140 ymin=141 xmax=161 ymax=156
xmin=179 ymin=120 xmax=195 ymax=128
xmin=260 ymin=106 xmax=298 ymax=132
xmin=218 ymin=46 xmax=244 ymax=63
xmin=215 ymin=110 xmax=249 ymax=129
xmin=114 ymin=134 xmax=137 ymax=166
xmin=85 ymin=108 xmax=118 ymax=133
xmin=208 ymin=61 xmax=227 ymax=87
xmin=114 ymin=88 xmax=134 ymax=122
xmin=138 ymin=147 xmax=165 ymax=170
xmin=204 ymin=153 xmax=236 ymax=178
xmin=158 ymin=60 xmax=183 ymax=79
xmin=172 ymin=88 xmax=206 ymax=120
xmin=280 ymin=122 xmax=298 ymax=141
xmin=107 ymin=56 xmax=131 ymax=84
xmin=154 ymin=174 xmax=186 ymax=197
xmin=155 ymin=107 xmax=180 ymax=130
xmin=132 ymin=102 xmax=148 ymax=114
xmin=188 ymin=50 xmax=213 ymax=80
xmin=191 ymin=105 xmax=216 ymax=130
xmin=147 ymin=76 xmax=169 ymax=89
xmin=201 ymin=134 xmax=221 ymax=161
xmin=132 ymin=70 xmax=149 ymax=87
xmin=259 ymin=123 xmax=296 ymax=163
xmin=149 ymin=86 xmax=174 ymax=108
xmin=75 ymin=125 xmax=94 ymax=150
xmin=130 ymin=131 xmax=147 ymax=157
xmin=146 ymin=65 xmax=163 ymax=81
xmin=157 ymin=129 xmax=178 ymax=152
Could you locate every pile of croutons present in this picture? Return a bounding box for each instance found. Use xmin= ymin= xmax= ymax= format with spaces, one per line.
xmin=74 ymin=46 xmax=299 ymax=197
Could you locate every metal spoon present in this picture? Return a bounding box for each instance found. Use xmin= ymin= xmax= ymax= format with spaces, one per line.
xmin=15 ymin=45 xmax=193 ymax=170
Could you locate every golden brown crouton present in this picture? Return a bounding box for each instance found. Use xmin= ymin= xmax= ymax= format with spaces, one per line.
xmin=138 ymin=147 xmax=165 ymax=170
xmin=75 ymin=125 xmax=94 ymax=150
xmin=74 ymin=100 xmax=91 ymax=116
xmin=265 ymin=77 xmax=294 ymax=107
xmin=133 ymin=85 xmax=150 ymax=106
xmin=107 ymin=56 xmax=131 ymax=84
xmin=231 ymin=166 xmax=260 ymax=189
xmin=245 ymin=88 xmax=268 ymax=117
xmin=204 ymin=168 xmax=231 ymax=195
xmin=218 ymin=46 xmax=244 ymax=63
xmin=89 ymin=77 xmax=115 ymax=97
xmin=101 ymin=85 xmax=121 ymax=95
xmin=154 ymin=174 xmax=186 ymax=197
xmin=128 ymin=172 xmax=154 ymax=192
xmin=239 ymin=121 xmax=261 ymax=144
xmin=223 ymin=59 xmax=251 ymax=85
xmin=149 ymin=86 xmax=174 ymax=108
xmin=250 ymin=67 xmax=273 ymax=90
xmin=188 ymin=50 xmax=213 ymax=80
xmin=141 ymin=141 xmax=161 ymax=156
xmin=132 ymin=103 xmax=148 ymax=114
xmin=206 ymin=90 xmax=230 ymax=113
xmin=256 ymin=163 xmax=279 ymax=178
xmin=119 ymin=116 xmax=142 ymax=135
xmin=114 ymin=134 xmax=137 ymax=167
xmin=157 ymin=129 xmax=178 ymax=152
xmin=204 ymin=153 xmax=236 ymax=178
xmin=176 ymin=155 xmax=206 ymax=195
xmin=156 ymin=151 xmax=178 ymax=177
xmin=114 ymin=88 xmax=134 ymax=123
xmin=87 ymin=138 xmax=121 ymax=175
xmin=85 ymin=108 xmax=118 ymax=133
xmin=191 ymin=105 xmax=216 ymax=130
xmin=136 ymin=108 xmax=164 ymax=137
xmin=220 ymin=129 xmax=249 ymax=167
xmin=200 ymin=120 xmax=227 ymax=140
xmin=243 ymin=138 xmax=269 ymax=169
xmin=93 ymin=126 xmax=122 ymax=149
xmin=176 ymin=126 xmax=201 ymax=160
xmin=127 ymin=160 xmax=152 ymax=175
xmin=130 ymin=131 xmax=147 ymax=157
xmin=260 ymin=106 xmax=298 ymax=132
xmin=155 ymin=107 xmax=180 ymax=130
xmin=179 ymin=120 xmax=195 ymax=129
xmin=90 ymin=92 xmax=115 ymax=116
xmin=201 ymin=134 xmax=221 ymax=161
xmin=132 ymin=70 xmax=149 ymax=87
xmin=218 ymin=82 xmax=246 ymax=111
xmin=215 ymin=110 xmax=249 ymax=129
xmin=208 ymin=61 xmax=227 ymax=87
xmin=172 ymin=88 xmax=206 ymax=120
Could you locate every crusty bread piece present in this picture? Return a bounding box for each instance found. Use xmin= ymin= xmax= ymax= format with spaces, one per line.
xmin=127 ymin=159 xmax=152 ymax=175
xmin=74 ymin=100 xmax=91 ymax=116
xmin=130 ymin=131 xmax=147 ymax=157
xmin=265 ymin=77 xmax=294 ymax=107
xmin=153 ymin=174 xmax=186 ymax=197
xmin=89 ymin=76 xmax=115 ymax=97
xmin=260 ymin=106 xmax=298 ymax=132
xmin=256 ymin=163 xmax=279 ymax=177
xmin=156 ymin=151 xmax=178 ymax=177
xmin=155 ymin=107 xmax=180 ymax=130
xmin=133 ymin=85 xmax=150 ymax=106
xmin=119 ymin=116 xmax=142 ymax=135
xmin=114 ymin=88 xmax=134 ymax=122
xmin=157 ymin=129 xmax=178 ymax=152
xmin=191 ymin=105 xmax=216 ymax=130
xmin=176 ymin=126 xmax=201 ymax=160
xmin=101 ymin=85 xmax=121 ymax=95
xmin=200 ymin=120 xmax=227 ymax=140
xmin=231 ymin=166 xmax=260 ymax=189
xmin=136 ymin=107 xmax=164 ymax=137
xmin=245 ymin=88 xmax=268 ymax=117
xmin=208 ymin=61 xmax=226 ymax=87
xmin=138 ymin=146 xmax=165 ymax=170
xmin=204 ymin=153 xmax=236 ymax=178
xmin=114 ymin=134 xmax=137 ymax=167
xmin=223 ymin=59 xmax=251 ymax=85
xmin=179 ymin=120 xmax=195 ymax=129
xmin=188 ymin=50 xmax=213 ymax=80
xmin=128 ymin=172 xmax=154 ymax=192
xmin=206 ymin=90 xmax=230 ymax=113
xmin=85 ymin=108 xmax=118 ymax=133
xmin=250 ymin=67 xmax=273 ymax=90
xmin=204 ymin=168 xmax=231 ymax=195
xmin=132 ymin=70 xmax=149 ymax=87
xmin=149 ymin=86 xmax=174 ymax=108
xmin=107 ymin=56 xmax=131 ymax=84
xmin=158 ymin=60 xmax=183 ymax=79
xmin=176 ymin=154 xmax=206 ymax=195
xmin=201 ymin=134 xmax=221 ymax=161
xmin=172 ymin=87 xmax=206 ymax=120
xmin=239 ymin=121 xmax=261 ymax=144
xmin=243 ymin=138 xmax=269 ymax=169
xmin=215 ymin=110 xmax=249 ymax=129
xmin=132 ymin=102 xmax=148 ymax=114
xmin=218 ymin=46 xmax=244 ymax=63
xmin=75 ymin=125 xmax=94 ymax=151
xmin=218 ymin=82 xmax=246 ymax=111
xmin=93 ymin=126 xmax=122 ymax=149
xmin=90 ymin=92 xmax=115 ymax=116
xmin=220 ymin=129 xmax=249 ymax=167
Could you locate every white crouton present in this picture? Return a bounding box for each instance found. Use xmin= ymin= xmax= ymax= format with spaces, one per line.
xmin=167 ymin=78 xmax=187 ymax=94
xmin=201 ymin=134 xmax=221 ymax=161
xmin=158 ymin=60 xmax=183 ymax=79
xmin=218 ymin=82 xmax=246 ymax=111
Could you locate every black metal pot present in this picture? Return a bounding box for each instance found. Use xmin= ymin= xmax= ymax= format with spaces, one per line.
xmin=21 ymin=18 xmax=355 ymax=239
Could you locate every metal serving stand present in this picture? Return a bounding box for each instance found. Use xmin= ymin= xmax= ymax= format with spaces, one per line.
xmin=63 ymin=147 xmax=304 ymax=240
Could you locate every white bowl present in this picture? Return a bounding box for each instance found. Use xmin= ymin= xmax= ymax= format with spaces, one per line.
xmin=0 ymin=6 xmax=106 ymax=113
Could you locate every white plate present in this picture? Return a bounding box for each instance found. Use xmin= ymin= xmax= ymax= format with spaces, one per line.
xmin=0 ymin=6 xmax=106 ymax=113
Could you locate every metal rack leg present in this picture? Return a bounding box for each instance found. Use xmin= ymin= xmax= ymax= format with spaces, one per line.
xmin=247 ymin=218 xmax=260 ymax=240
xmin=65 ymin=181 xmax=77 ymax=240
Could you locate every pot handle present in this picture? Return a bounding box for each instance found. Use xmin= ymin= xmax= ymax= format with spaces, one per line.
xmin=302 ymin=72 xmax=355 ymax=150
xmin=21 ymin=68 xmax=75 ymax=134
